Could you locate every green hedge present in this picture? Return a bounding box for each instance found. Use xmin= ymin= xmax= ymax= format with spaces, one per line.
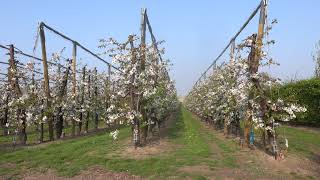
xmin=274 ymin=78 xmax=320 ymax=126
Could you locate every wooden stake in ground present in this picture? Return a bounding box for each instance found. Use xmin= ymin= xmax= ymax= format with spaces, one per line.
xmin=129 ymin=35 xmax=140 ymax=148
xmin=140 ymin=8 xmax=149 ymax=145
xmin=78 ymin=66 xmax=86 ymax=135
xmin=245 ymin=34 xmax=257 ymax=147
xmin=84 ymin=69 xmax=91 ymax=133
xmin=104 ymin=64 xmax=111 ymax=128
xmin=93 ymin=68 xmax=98 ymax=130
xmin=71 ymin=42 xmax=77 ymax=137
xmin=244 ymin=0 xmax=266 ymax=147
xmin=39 ymin=24 xmax=54 ymax=141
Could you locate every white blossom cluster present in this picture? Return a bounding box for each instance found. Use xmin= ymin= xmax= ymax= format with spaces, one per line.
xmin=99 ymin=36 xmax=179 ymax=135
xmin=184 ymin=32 xmax=307 ymax=136
xmin=0 ymin=51 xmax=108 ymax=139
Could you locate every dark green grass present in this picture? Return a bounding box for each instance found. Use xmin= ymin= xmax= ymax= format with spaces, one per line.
xmin=277 ymin=126 xmax=320 ymax=159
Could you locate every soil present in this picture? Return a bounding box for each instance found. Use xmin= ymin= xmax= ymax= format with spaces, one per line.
xmin=21 ymin=167 xmax=142 ymax=180
xmin=117 ymin=113 xmax=180 ymax=159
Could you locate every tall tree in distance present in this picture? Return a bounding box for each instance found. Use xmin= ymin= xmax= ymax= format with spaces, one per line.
xmin=313 ymin=41 xmax=320 ymax=78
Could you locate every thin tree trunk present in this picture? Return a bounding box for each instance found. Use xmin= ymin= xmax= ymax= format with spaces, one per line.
xmin=94 ymin=68 xmax=98 ymax=130
xmin=85 ymin=71 xmax=91 ymax=133
xmin=56 ymin=62 xmax=70 ymax=139
xmin=3 ymin=95 xmax=9 ymax=136
xmin=78 ymin=66 xmax=86 ymax=135
xmin=129 ymin=35 xmax=140 ymax=148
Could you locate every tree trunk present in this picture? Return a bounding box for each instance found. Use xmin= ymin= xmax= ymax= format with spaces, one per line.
xmin=55 ymin=62 xmax=70 ymax=139
xmin=18 ymin=109 xmax=27 ymax=145
xmin=9 ymin=45 xmax=27 ymax=144
xmin=85 ymin=72 xmax=91 ymax=133
xmin=56 ymin=107 xmax=64 ymax=139
xmin=78 ymin=66 xmax=86 ymax=136
xmin=2 ymin=95 xmax=9 ymax=136
xmin=93 ymin=68 xmax=98 ymax=130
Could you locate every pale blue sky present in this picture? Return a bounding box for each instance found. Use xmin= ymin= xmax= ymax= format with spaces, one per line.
xmin=1 ymin=0 xmax=319 ymax=95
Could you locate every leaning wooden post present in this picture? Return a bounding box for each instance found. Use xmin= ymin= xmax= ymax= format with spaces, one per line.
xmin=140 ymin=8 xmax=148 ymax=145
xmin=71 ymin=42 xmax=77 ymax=137
xmin=39 ymin=24 xmax=54 ymax=141
xmin=255 ymin=0 xmax=267 ymax=149
xmin=230 ymin=39 xmax=235 ymax=64
xmin=140 ymin=8 xmax=147 ymax=71
xmin=256 ymin=0 xmax=270 ymax=152
xmin=245 ymin=0 xmax=266 ymax=148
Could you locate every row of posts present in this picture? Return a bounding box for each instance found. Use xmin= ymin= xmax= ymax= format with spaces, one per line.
xmin=38 ymin=23 xmax=112 ymax=141
xmin=194 ymin=0 xmax=267 ymax=148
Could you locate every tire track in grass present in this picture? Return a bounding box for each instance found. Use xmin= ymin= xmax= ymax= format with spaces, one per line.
xmin=185 ymin=110 xmax=238 ymax=167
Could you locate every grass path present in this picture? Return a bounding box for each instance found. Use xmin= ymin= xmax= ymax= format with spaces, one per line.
xmin=1 ymin=107 xmax=319 ymax=179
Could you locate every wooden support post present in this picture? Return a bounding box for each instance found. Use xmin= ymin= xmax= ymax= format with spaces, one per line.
xmin=129 ymin=35 xmax=140 ymax=148
xmin=245 ymin=0 xmax=266 ymax=148
xmin=39 ymin=24 xmax=54 ymax=141
xmin=140 ymin=8 xmax=149 ymax=145
xmin=230 ymin=39 xmax=235 ymax=64
xmin=71 ymin=42 xmax=77 ymax=136
xmin=257 ymin=0 xmax=266 ymax=52
xmin=256 ymin=0 xmax=271 ymax=152
xmin=93 ymin=68 xmax=98 ymax=130
xmin=78 ymin=66 xmax=86 ymax=135
xmin=140 ymin=8 xmax=147 ymax=71
xmin=105 ymin=64 xmax=111 ymax=127
xmin=85 ymin=70 xmax=91 ymax=133
xmin=256 ymin=0 xmax=268 ymax=150
xmin=108 ymin=64 xmax=111 ymax=96
xmin=245 ymin=34 xmax=257 ymax=147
